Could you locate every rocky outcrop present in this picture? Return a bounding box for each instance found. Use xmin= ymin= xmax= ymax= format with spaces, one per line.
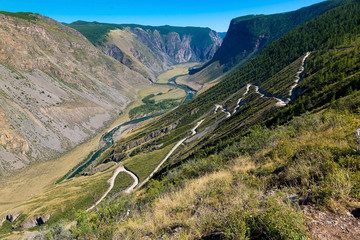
xmin=0 ymin=213 xmax=20 ymax=226
xmin=22 ymin=215 xmax=51 ymax=229
xmin=103 ymin=44 xmax=133 ymax=68
xmin=127 ymin=26 xmax=222 ymax=65
xmin=126 ymin=120 xmax=180 ymax=150
xmin=103 ymin=120 xmax=181 ymax=164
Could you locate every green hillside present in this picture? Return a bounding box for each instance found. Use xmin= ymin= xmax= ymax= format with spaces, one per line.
xmin=0 ymin=11 xmax=37 ymax=21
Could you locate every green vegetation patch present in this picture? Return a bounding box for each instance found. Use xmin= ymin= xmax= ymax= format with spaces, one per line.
xmin=108 ymin=171 xmax=134 ymax=198
xmin=129 ymin=94 xmax=183 ymax=119
xmin=0 ymin=11 xmax=37 ymax=21
xmin=0 ymin=219 xmax=12 ymax=236
xmin=125 ymin=143 xmax=175 ymax=182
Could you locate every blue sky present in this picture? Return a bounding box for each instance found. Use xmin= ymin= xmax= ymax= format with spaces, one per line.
xmin=0 ymin=0 xmax=325 ymax=32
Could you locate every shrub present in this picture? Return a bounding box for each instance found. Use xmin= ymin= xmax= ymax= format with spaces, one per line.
xmin=246 ymin=197 xmax=307 ymax=240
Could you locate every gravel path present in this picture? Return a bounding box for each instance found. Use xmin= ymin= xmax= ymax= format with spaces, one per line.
xmin=214 ymin=52 xmax=311 ymax=116
xmin=137 ymin=119 xmax=204 ymax=189
xmin=87 ymin=165 xmax=138 ymax=211
xmin=88 ymin=120 xmax=204 ymax=210
xmin=287 ymin=52 xmax=311 ymax=102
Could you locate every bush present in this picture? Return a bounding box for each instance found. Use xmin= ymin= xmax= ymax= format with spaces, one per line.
xmin=246 ymin=197 xmax=307 ymax=240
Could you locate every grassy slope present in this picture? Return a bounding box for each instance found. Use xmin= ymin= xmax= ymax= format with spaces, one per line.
xmin=100 ymin=0 xmax=359 ymax=169
xmin=113 ymin=103 xmax=360 ymax=239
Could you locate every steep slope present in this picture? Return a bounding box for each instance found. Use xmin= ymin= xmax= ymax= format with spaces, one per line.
xmin=0 ymin=13 xmax=148 ymax=176
xmin=61 ymin=0 xmax=360 ymax=200
xmin=68 ymin=21 xmax=222 ymax=80
xmin=183 ymin=0 xmax=345 ymax=91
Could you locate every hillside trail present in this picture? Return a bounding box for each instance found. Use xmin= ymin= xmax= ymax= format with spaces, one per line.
xmin=86 ymin=166 xmax=138 ymax=211
xmin=137 ymin=119 xmax=204 ymax=189
xmin=88 ymin=119 xmax=204 ymax=210
xmin=288 ymin=52 xmax=311 ymax=102
xmin=88 ymin=52 xmax=312 ymax=210
xmin=214 ymin=52 xmax=310 ymax=117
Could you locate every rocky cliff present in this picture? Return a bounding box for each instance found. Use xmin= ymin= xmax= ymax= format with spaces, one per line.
xmin=0 ymin=13 xmax=148 ymax=175
xmin=68 ymin=22 xmax=223 ymax=80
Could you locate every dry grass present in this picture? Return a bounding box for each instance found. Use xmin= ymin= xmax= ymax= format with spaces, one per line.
xmin=15 ymin=166 xmax=113 ymax=221
xmin=229 ymin=156 xmax=256 ymax=174
xmin=112 ymin=110 xmax=360 ymax=239
xmin=115 ymin=170 xmax=234 ymax=239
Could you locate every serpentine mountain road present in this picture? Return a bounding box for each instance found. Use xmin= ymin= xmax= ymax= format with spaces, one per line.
xmin=87 ymin=119 xmax=204 ymax=211
xmin=214 ymin=52 xmax=311 ymax=117
xmin=137 ymin=119 xmax=204 ymax=189
xmin=87 ymin=166 xmax=138 ymax=211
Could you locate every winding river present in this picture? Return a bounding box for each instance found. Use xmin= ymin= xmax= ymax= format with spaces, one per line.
xmin=64 ymin=74 xmax=196 ymax=180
